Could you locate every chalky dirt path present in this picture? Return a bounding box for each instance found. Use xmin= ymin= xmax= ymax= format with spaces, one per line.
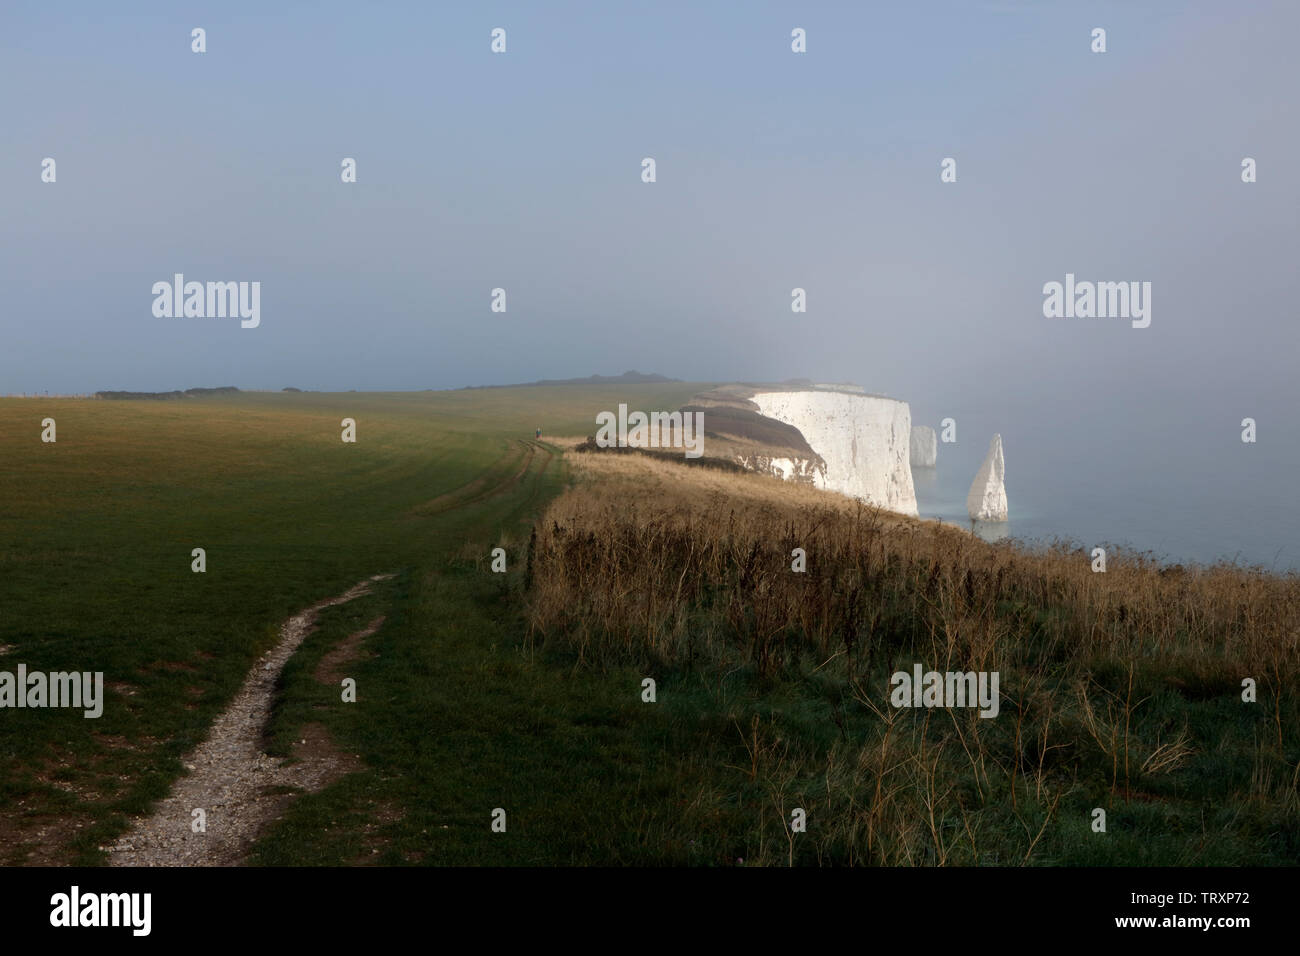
xmin=106 ymin=574 xmax=393 ymax=867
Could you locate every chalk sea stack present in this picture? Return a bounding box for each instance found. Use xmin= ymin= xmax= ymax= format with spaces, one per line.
xmin=910 ymin=425 xmax=937 ymax=468
xmin=966 ymin=434 xmax=1008 ymax=521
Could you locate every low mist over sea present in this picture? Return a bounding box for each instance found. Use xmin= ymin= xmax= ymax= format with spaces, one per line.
xmin=909 ymin=388 xmax=1299 ymax=571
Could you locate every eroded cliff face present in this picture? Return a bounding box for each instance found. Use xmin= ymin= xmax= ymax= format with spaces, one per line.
xmin=749 ymin=390 xmax=919 ymax=516
xmin=733 ymin=453 xmax=823 ymax=484
xmin=678 ymin=386 xmax=825 ymax=484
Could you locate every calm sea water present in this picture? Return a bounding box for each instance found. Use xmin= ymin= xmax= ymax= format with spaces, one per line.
xmin=909 ymin=414 xmax=1299 ymax=573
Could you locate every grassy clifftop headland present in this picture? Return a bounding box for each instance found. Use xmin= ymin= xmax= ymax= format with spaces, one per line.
xmin=526 ymin=445 xmax=1300 ymax=864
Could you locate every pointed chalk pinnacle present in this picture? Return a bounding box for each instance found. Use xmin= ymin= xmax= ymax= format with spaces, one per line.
xmin=967 ymin=434 xmax=1008 ymax=521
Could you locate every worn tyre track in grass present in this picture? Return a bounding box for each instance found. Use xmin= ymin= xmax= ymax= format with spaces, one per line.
xmin=414 ymin=440 xmax=541 ymax=516
xmin=105 ymin=575 xmax=393 ymax=866
xmin=485 ymin=441 xmax=557 ymax=532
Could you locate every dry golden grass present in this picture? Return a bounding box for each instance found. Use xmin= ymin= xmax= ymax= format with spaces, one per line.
xmin=522 ymin=448 xmax=1299 ymax=864
xmin=534 ymin=449 xmax=1298 ymax=684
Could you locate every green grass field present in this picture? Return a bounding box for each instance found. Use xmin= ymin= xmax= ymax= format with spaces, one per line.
xmin=0 ymin=385 xmax=716 ymax=864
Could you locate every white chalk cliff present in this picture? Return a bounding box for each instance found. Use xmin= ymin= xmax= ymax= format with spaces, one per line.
xmin=966 ymin=434 xmax=1008 ymax=521
xmin=910 ymin=425 xmax=937 ymax=468
xmin=750 ymin=390 xmax=918 ymax=516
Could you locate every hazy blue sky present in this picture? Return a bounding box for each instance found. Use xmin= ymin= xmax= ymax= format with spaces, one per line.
xmin=3 ymin=0 xmax=1296 ymax=432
